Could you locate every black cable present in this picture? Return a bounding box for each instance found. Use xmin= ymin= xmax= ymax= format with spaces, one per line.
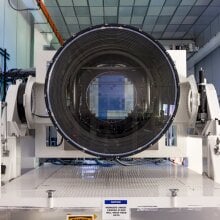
xmin=55 ymin=137 xmax=63 ymax=146
xmin=202 ymin=172 xmax=209 ymax=178
xmin=32 ymin=113 xmax=50 ymax=118
xmin=115 ymin=158 xmax=135 ymax=166
xmin=45 ymin=157 xmax=167 ymax=167
xmin=8 ymin=0 xmax=39 ymax=11
xmin=115 ymin=158 xmax=146 ymax=166
xmin=95 ymin=159 xmax=115 ymax=167
xmin=45 ymin=158 xmax=116 ymax=167
xmin=115 ymin=158 xmax=166 ymax=166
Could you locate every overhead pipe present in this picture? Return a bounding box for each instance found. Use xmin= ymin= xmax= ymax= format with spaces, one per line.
xmin=35 ymin=0 xmax=64 ymax=45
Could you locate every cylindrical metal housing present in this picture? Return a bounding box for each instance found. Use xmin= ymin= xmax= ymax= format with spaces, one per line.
xmin=45 ymin=25 xmax=179 ymax=157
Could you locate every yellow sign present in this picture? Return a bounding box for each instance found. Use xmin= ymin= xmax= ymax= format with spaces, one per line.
xmin=67 ymin=215 xmax=94 ymax=220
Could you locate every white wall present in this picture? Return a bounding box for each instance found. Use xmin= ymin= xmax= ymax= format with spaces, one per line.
xmin=33 ymin=26 xmax=48 ymax=67
xmin=0 ymin=0 xmax=33 ymax=70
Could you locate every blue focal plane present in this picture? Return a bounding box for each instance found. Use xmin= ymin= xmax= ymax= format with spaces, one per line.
xmin=88 ymin=73 xmax=135 ymax=120
xmin=98 ymin=74 xmax=125 ymax=120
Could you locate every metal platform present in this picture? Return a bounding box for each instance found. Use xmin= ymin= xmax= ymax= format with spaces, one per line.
xmin=1 ymin=162 xmax=220 ymax=207
xmin=1 ymin=162 xmax=220 ymax=219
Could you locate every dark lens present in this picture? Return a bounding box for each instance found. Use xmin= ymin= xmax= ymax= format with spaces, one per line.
xmin=45 ymin=25 xmax=179 ymax=157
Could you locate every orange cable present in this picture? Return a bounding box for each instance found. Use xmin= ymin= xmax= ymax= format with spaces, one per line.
xmin=36 ymin=0 xmax=64 ymax=45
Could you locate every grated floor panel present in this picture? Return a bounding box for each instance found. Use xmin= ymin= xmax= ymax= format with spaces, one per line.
xmin=2 ymin=162 xmax=220 ymax=198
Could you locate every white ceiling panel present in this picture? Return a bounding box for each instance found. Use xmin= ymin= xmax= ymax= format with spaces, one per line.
xmin=60 ymin=7 xmax=75 ymax=16
xmin=38 ymin=0 xmax=220 ymax=45
xmin=58 ymin=0 xmax=72 ymax=7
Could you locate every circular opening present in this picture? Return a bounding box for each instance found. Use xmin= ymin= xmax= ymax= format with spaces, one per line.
xmin=45 ymin=25 xmax=179 ymax=157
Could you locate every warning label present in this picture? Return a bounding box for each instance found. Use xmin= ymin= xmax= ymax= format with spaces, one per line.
xmin=102 ymin=200 xmax=130 ymax=220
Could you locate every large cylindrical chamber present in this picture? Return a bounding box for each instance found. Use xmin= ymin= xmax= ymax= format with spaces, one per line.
xmin=45 ymin=25 xmax=179 ymax=157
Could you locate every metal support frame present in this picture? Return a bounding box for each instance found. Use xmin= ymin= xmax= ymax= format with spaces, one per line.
xmin=202 ymin=83 xmax=220 ymax=183
xmin=0 ymin=49 xmax=219 ymax=185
